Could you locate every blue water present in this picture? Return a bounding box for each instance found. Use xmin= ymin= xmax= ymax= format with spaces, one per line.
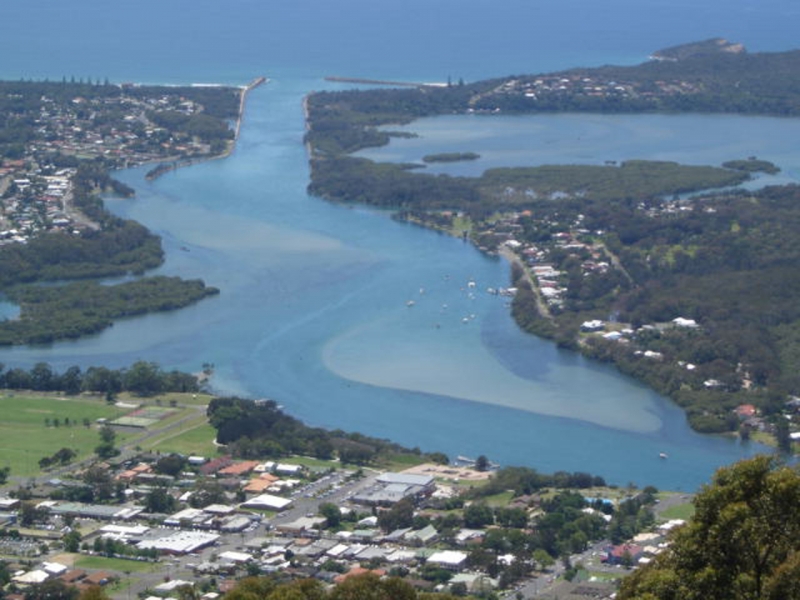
xmin=1 ymin=0 xmax=796 ymax=490
xmin=0 ymin=299 xmax=19 ymax=321
xmin=357 ymin=113 xmax=800 ymax=186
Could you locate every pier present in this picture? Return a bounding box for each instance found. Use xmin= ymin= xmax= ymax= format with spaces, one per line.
xmin=235 ymin=76 xmax=268 ymax=140
xmin=325 ymin=76 xmax=446 ymax=88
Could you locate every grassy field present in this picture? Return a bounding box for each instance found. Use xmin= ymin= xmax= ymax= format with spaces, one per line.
xmin=658 ymin=501 xmax=696 ymax=521
xmin=132 ymin=391 xmax=215 ymax=407
xmin=377 ymin=453 xmax=429 ymax=471
xmin=144 ymin=419 xmax=220 ymax=457
xmin=750 ymin=430 xmax=779 ymax=448
xmin=483 ymin=490 xmax=515 ymax=507
xmin=283 ymin=455 xmax=340 ymax=470
xmin=74 ymin=555 xmax=161 ymax=573
xmin=0 ymin=393 xmax=131 ymax=476
xmin=0 ymin=391 xmax=218 ymax=476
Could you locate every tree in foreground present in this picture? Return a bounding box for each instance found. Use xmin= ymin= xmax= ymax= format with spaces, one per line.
xmin=24 ymin=579 xmax=79 ymax=600
xmin=619 ymin=455 xmax=800 ymax=600
xmin=222 ymin=574 xmax=462 ymax=600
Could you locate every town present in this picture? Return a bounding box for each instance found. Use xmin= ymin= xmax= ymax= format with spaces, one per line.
xmin=0 ymin=388 xmax=694 ymax=600
xmin=467 ymin=73 xmax=702 ymax=112
xmin=0 ymin=80 xmax=243 ymax=245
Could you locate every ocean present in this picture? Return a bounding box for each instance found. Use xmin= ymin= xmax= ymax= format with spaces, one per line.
xmin=1 ymin=0 xmax=796 ymax=489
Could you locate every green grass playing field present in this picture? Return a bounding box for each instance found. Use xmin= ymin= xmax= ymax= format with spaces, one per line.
xmin=143 ymin=418 xmax=220 ymax=457
xmin=0 ymin=393 xmax=127 ymax=476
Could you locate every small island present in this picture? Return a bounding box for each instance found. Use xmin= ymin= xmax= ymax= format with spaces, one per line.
xmin=0 ymin=277 xmax=219 ymax=345
xmin=422 ymin=151 xmax=480 ymax=163
xmin=722 ymin=157 xmax=781 ymax=174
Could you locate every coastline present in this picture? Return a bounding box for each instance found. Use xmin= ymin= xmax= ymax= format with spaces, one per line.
xmin=302 ymin=94 xmax=312 ymax=159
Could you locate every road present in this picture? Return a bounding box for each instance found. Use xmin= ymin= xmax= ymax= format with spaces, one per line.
xmin=499 ymin=246 xmax=553 ymax=320
xmin=499 ymin=540 xmax=619 ymax=599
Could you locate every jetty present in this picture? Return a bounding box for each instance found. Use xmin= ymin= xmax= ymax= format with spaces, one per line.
xmin=235 ymin=76 xmax=268 ymax=140
xmin=325 ymin=76 xmax=447 ymax=88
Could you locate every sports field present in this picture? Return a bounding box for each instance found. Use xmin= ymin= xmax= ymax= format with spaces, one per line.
xmin=0 ymin=393 xmax=126 ymax=476
xmin=144 ymin=419 xmax=219 ymax=457
xmin=111 ymin=405 xmax=176 ymax=428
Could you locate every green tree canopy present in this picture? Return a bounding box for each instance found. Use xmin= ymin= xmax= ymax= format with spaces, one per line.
xmin=145 ymin=487 xmax=177 ymax=514
xmin=377 ymin=497 xmax=415 ymax=533
xmin=222 ymin=574 xmax=463 ymax=600
xmin=319 ymin=502 xmax=342 ymax=528
xmin=25 ymin=579 xmax=79 ymax=600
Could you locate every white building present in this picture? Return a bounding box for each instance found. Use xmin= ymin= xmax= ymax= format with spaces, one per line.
xmin=240 ymin=494 xmax=292 ymax=511
xmin=138 ymin=531 xmax=220 ymax=555
xmin=428 ymin=550 xmax=468 ymax=570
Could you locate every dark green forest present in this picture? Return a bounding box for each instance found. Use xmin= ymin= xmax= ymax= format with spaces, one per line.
xmin=0 ymin=276 xmax=218 ymax=345
xmin=422 ymin=152 xmax=480 ymax=163
xmin=308 ymin=156 xmax=747 ymax=217
xmin=0 ymin=360 xmax=199 ymax=396
xmin=207 ymin=396 xmax=447 ymax=466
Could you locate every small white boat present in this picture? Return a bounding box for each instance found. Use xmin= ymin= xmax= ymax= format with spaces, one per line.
xmin=659 ymin=452 xmax=668 ymax=459
xmin=406 ymin=300 xmax=415 ymax=307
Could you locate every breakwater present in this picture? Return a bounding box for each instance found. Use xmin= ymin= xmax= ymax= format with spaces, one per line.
xmin=325 ymin=76 xmax=446 ymax=88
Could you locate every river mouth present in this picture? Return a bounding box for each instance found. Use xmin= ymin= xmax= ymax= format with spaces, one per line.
xmin=0 ymin=82 xmax=775 ymax=490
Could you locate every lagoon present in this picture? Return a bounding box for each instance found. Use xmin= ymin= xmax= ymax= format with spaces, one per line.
xmin=357 ymin=113 xmax=800 ymax=186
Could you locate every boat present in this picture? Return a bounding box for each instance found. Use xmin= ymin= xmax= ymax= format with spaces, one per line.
xmin=406 ymin=300 xmax=415 ymax=307
xmin=659 ymin=452 xmax=668 ymax=459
